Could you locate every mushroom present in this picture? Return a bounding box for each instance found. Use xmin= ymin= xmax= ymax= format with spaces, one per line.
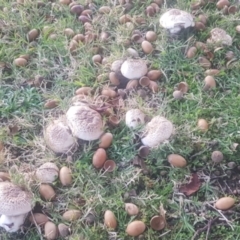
xmin=44 ymin=118 xmax=76 ymax=154
xmin=207 ymin=28 xmax=232 ymax=46
xmin=141 ymin=116 xmax=173 ymax=148
xmin=159 ymin=9 xmax=194 ymax=35
xmin=0 ymin=182 xmax=33 ymax=232
xmin=120 ymin=58 xmax=148 ymax=79
xmin=36 ymin=162 xmax=59 ymax=183
xmin=125 ymin=109 xmax=146 ymax=129
xmin=66 ymin=105 xmax=104 ymax=141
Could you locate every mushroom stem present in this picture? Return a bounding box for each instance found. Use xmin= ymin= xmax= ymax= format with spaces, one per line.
xmin=0 ymin=213 xmax=28 ymax=232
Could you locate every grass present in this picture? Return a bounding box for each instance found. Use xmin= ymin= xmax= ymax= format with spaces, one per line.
xmin=1 ymin=0 xmax=240 ymax=239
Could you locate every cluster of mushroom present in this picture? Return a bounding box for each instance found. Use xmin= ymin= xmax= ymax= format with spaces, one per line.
xmin=110 ymin=58 xmax=162 ymax=93
xmin=44 ymin=102 xmax=105 ymax=155
xmin=104 ymin=203 xmax=166 ymax=237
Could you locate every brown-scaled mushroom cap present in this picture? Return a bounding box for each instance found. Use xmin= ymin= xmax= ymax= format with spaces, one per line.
xmin=66 ymin=105 xmax=104 ymax=141
xmin=44 ymin=118 xmax=76 ymax=154
xmin=141 ymin=116 xmax=173 ymax=148
xmin=208 ymin=28 xmax=232 ymax=46
xmin=0 ymin=182 xmax=33 ymax=216
xmin=159 ymin=9 xmax=194 ymax=34
xmin=120 ymin=59 xmax=148 ymax=79
xmin=125 ymin=109 xmax=146 ymax=129
xmin=36 ymin=162 xmax=59 ymax=183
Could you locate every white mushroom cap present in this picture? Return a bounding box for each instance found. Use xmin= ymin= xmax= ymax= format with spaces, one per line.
xmin=120 ymin=59 xmax=148 ymax=79
xmin=125 ymin=109 xmax=145 ymax=129
xmin=66 ymin=105 xmax=104 ymax=141
xmin=0 ymin=213 xmax=27 ymax=232
xmin=44 ymin=118 xmax=76 ymax=154
xmin=36 ymin=162 xmax=59 ymax=183
xmin=208 ymin=28 xmax=232 ymax=46
xmin=0 ymin=182 xmax=33 ymax=216
xmin=141 ymin=116 xmax=173 ymax=148
xmin=159 ymin=9 xmax=194 ymax=34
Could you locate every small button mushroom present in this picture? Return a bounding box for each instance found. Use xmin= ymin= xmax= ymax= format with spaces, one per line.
xmin=120 ymin=59 xmax=148 ymax=79
xmin=66 ymin=105 xmax=104 ymax=141
xmin=173 ymin=90 xmax=183 ymax=99
xmin=36 ymin=162 xmax=59 ymax=184
xmin=197 ymin=118 xmax=208 ymax=131
xmin=125 ymin=109 xmax=145 ymax=129
xmin=159 ymin=9 xmax=194 ymax=35
xmin=211 ymin=150 xmax=223 ymax=163
xmin=64 ymin=28 xmax=75 ymax=37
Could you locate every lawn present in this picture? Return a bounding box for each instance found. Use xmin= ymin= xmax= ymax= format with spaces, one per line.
xmin=1 ymin=0 xmax=240 ymax=239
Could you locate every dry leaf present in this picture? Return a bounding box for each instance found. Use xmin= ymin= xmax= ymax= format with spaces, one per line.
xmin=179 ymin=173 xmax=201 ymax=196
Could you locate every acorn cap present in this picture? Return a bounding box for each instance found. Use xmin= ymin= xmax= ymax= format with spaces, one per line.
xmin=0 ymin=182 xmax=33 ymax=216
xmin=159 ymin=9 xmax=194 ymax=34
xmin=66 ymin=105 xmax=104 ymax=141
xmin=120 ymin=59 xmax=148 ymax=79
